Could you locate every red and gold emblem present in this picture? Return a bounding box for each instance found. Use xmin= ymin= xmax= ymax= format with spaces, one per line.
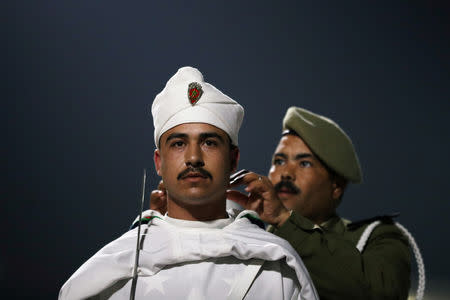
xmin=188 ymin=82 xmax=203 ymax=105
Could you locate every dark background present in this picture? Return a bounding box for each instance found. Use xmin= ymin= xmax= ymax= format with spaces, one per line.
xmin=4 ymin=1 xmax=449 ymax=298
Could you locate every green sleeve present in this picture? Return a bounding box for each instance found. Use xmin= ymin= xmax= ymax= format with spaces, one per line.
xmin=272 ymin=212 xmax=411 ymax=300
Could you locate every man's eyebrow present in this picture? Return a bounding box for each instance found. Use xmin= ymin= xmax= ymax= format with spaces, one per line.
xmin=165 ymin=133 xmax=188 ymax=144
xmin=273 ymin=153 xmax=288 ymax=159
xmin=273 ymin=153 xmax=313 ymax=160
xmin=295 ymin=153 xmax=313 ymax=160
xmin=199 ymin=132 xmax=225 ymax=142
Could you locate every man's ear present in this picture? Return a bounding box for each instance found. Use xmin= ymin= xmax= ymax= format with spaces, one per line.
xmin=154 ymin=149 xmax=162 ymax=176
xmin=230 ymin=147 xmax=240 ymax=172
xmin=331 ymin=183 xmax=343 ymax=201
xmin=331 ymin=176 xmax=347 ymax=202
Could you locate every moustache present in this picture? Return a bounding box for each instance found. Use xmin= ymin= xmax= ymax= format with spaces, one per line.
xmin=177 ymin=167 xmax=212 ymax=180
xmin=274 ymin=180 xmax=301 ymax=194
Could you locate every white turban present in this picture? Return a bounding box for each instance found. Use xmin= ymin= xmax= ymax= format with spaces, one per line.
xmin=151 ymin=66 xmax=244 ymax=147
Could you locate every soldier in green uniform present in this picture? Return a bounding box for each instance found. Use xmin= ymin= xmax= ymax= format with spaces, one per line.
xmin=149 ymin=106 xmax=412 ymax=299
xmin=227 ymin=106 xmax=411 ymax=299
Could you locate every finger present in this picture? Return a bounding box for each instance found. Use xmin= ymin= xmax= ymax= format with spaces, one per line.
xmin=157 ymin=180 xmax=166 ymax=193
xmin=229 ymin=172 xmax=263 ymax=187
xmin=245 ymin=176 xmax=271 ymax=193
xmin=151 ymin=202 xmax=167 ymax=214
xmin=150 ymin=193 xmax=167 ymax=213
xmin=153 ymin=199 xmax=167 ymax=214
xmin=226 ymin=190 xmax=249 ymax=207
xmin=150 ymin=190 xmax=166 ymax=204
xmin=227 ymin=190 xmax=262 ymax=212
xmin=242 ymin=194 xmax=263 ymax=212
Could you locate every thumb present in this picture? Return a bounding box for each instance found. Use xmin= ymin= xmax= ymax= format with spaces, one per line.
xmin=150 ymin=190 xmax=166 ymax=208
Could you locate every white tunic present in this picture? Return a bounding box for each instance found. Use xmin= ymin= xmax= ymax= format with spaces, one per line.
xmin=59 ymin=210 xmax=318 ymax=300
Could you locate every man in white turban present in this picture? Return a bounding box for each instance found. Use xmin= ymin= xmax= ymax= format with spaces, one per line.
xmin=59 ymin=67 xmax=318 ymax=300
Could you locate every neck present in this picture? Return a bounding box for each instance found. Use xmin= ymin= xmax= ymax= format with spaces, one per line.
xmin=310 ymin=211 xmax=337 ymax=225
xmin=166 ymin=195 xmax=228 ymax=221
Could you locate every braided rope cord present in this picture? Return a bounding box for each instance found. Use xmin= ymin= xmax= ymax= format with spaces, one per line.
xmin=395 ymin=222 xmax=426 ymax=300
xmin=356 ymin=220 xmax=381 ymax=252
xmin=356 ymin=221 xmax=425 ymax=300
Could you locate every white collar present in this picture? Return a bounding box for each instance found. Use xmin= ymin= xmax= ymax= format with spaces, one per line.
xmin=163 ymin=213 xmax=234 ymax=229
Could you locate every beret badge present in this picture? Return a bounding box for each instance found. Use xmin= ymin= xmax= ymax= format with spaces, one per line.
xmin=188 ymin=82 xmax=203 ymax=105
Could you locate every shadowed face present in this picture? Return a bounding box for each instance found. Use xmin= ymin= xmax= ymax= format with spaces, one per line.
xmin=155 ymin=123 xmax=239 ymax=208
xmin=268 ymin=134 xmax=343 ymax=224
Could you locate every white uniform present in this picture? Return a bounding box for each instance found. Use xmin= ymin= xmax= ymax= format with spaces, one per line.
xmin=59 ymin=210 xmax=318 ymax=300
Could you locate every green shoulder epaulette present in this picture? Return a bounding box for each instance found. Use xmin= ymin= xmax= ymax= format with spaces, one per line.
xmin=129 ymin=216 xmax=162 ymax=230
xmin=347 ymin=212 xmax=400 ymax=230
xmin=241 ymin=213 xmax=266 ymax=230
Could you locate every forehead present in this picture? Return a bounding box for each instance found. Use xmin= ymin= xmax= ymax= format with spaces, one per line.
xmin=160 ymin=123 xmax=228 ymax=140
xmin=274 ymin=134 xmax=314 ymax=155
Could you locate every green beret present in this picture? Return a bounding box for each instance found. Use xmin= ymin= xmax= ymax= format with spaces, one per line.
xmin=282 ymin=107 xmax=363 ymax=183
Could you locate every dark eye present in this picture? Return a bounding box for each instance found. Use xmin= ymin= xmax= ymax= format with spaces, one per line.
xmin=204 ymin=140 xmax=218 ymax=147
xmin=300 ymin=161 xmax=312 ymax=167
xmin=273 ymin=158 xmax=285 ymax=166
xmin=171 ymin=141 xmax=185 ymax=148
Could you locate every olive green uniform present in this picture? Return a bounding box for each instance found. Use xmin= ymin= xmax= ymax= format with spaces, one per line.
xmin=270 ymin=212 xmax=411 ymax=300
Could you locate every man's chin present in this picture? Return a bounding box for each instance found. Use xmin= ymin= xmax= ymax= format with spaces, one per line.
xmin=278 ymin=193 xmax=300 ymax=210
xmin=174 ymin=190 xmax=221 ymax=205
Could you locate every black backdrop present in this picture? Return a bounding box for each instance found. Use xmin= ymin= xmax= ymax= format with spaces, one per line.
xmin=4 ymin=1 xmax=450 ymax=298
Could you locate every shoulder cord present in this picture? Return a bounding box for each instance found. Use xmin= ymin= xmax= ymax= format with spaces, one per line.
xmin=355 ymin=220 xmax=381 ymax=252
xmin=130 ymin=169 xmax=147 ymax=300
xmin=129 ymin=216 xmax=160 ymax=299
xmin=356 ymin=221 xmax=425 ymax=300
xmin=395 ymin=222 xmax=425 ymax=300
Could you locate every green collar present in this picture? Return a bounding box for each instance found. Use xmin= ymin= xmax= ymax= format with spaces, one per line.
xmin=319 ymin=215 xmax=347 ymax=234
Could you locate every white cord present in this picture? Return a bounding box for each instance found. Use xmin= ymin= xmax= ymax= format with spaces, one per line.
xmin=395 ymin=222 xmax=426 ymax=300
xmin=355 ymin=221 xmax=425 ymax=300
xmin=356 ymin=220 xmax=381 ymax=252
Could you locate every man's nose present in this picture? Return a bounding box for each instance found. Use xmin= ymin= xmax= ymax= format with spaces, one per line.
xmin=281 ymin=164 xmax=296 ymax=181
xmin=185 ymin=144 xmax=205 ymax=168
